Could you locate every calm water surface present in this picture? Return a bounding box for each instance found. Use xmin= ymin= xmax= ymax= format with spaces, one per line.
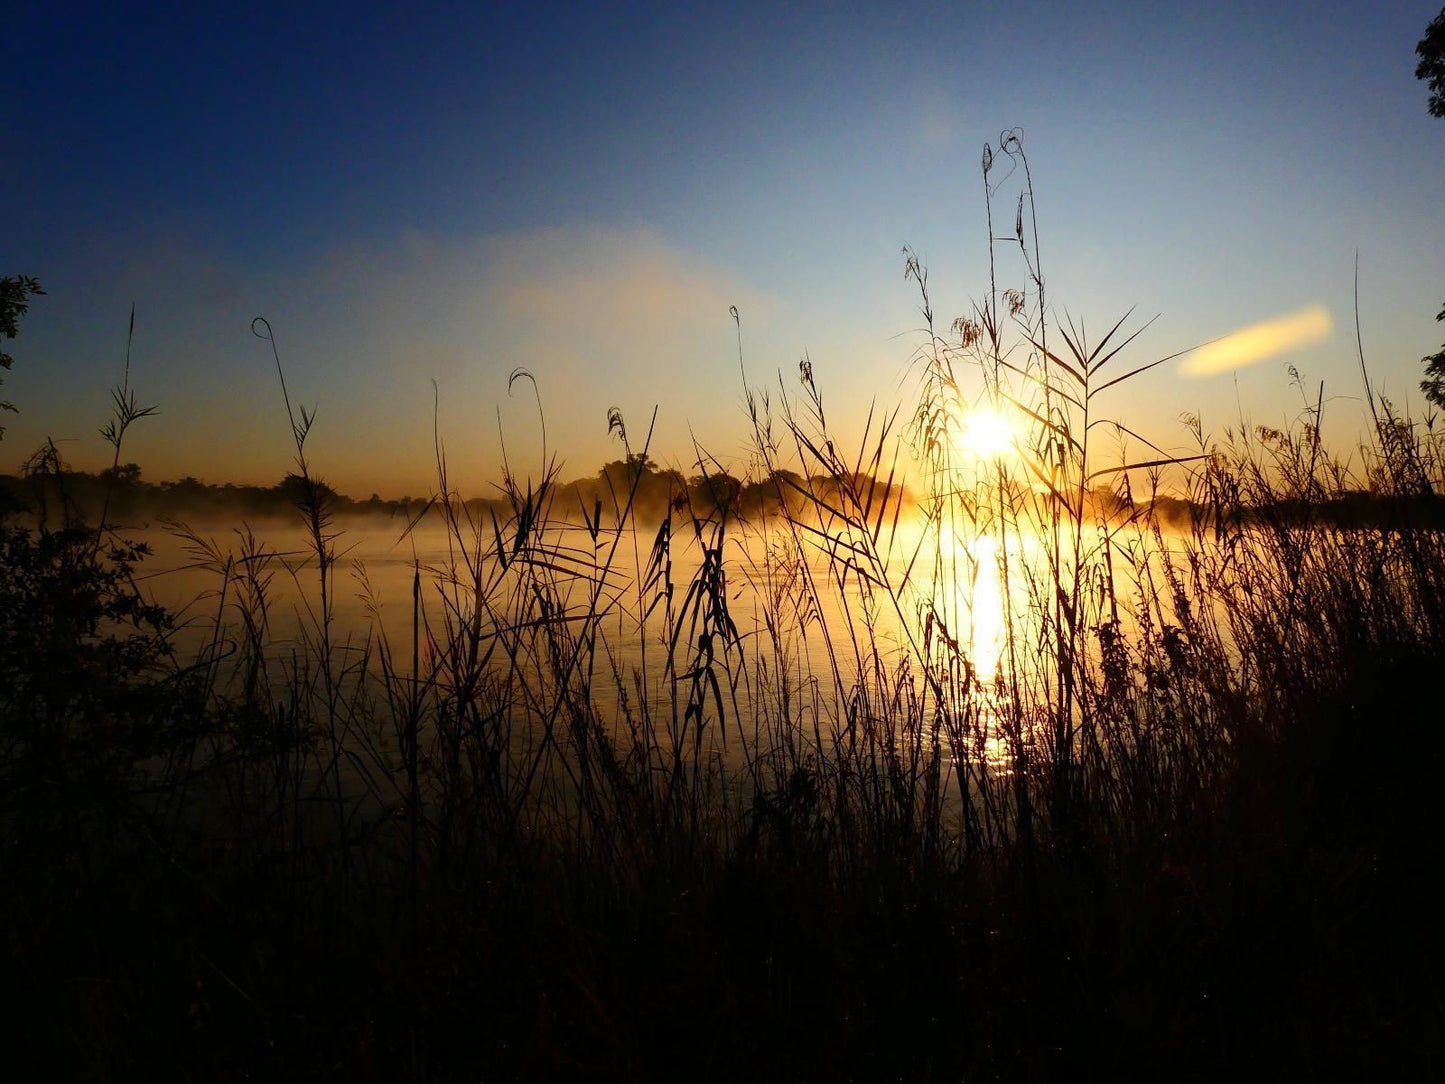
xmin=127 ymin=513 xmax=1183 ymax=772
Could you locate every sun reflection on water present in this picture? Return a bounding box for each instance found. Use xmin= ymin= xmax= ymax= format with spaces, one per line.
xmin=970 ymin=535 xmax=1006 ymax=685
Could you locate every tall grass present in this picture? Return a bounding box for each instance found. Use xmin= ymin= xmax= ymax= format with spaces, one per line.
xmin=3 ymin=133 xmax=1444 ymax=1079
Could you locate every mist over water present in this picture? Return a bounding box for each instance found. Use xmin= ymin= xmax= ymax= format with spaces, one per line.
xmin=138 ymin=514 xmax=928 ymax=714
xmin=130 ymin=509 xmax=1181 ymax=775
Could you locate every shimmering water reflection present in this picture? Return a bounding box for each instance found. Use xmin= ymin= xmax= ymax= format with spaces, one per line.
xmin=129 ymin=513 xmax=1160 ymax=780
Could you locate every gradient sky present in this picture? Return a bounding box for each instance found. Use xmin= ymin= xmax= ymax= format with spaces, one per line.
xmin=4 ymin=1 xmax=1443 ymax=497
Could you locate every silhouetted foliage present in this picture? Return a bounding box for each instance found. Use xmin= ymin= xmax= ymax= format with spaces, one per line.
xmin=0 ymin=275 xmax=44 ymax=437
xmin=0 ymin=514 xmax=204 ymax=901
xmin=0 ymin=468 xmax=435 ymax=522
xmin=1417 ymin=6 xmax=1445 ymax=117
xmin=275 ymin=470 xmax=337 ymax=509
xmin=1416 ymin=13 xmax=1445 ymax=407
xmin=1422 ymin=302 xmax=1445 ymax=410
xmin=688 ymin=469 xmax=743 ymax=515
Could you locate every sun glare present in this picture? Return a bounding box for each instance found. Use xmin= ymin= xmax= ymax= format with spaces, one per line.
xmin=960 ymin=407 xmax=1015 ymax=460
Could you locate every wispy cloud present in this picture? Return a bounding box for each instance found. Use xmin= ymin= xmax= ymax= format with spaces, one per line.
xmin=1181 ymin=305 xmax=1333 ymax=377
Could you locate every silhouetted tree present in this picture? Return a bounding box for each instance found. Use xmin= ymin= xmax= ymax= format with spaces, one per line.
xmin=1422 ymin=305 xmax=1445 ymax=411
xmin=1418 ymin=7 xmax=1445 ymax=117
xmin=688 ymin=471 xmax=742 ymax=514
xmin=101 ymin=462 xmax=143 ymax=487
xmin=740 ymin=469 xmax=808 ymax=517
xmin=1416 ymin=10 xmax=1445 ymax=408
xmin=1 ymin=275 xmax=45 ymax=438
xmin=275 ymin=472 xmax=337 ymax=508
xmin=583 ymin=453 xmax=685 ymax=517
xmin=598 ymin=452 xmax=656 ymax=490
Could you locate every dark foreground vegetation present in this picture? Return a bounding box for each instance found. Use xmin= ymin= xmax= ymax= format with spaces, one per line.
xmin=4 ymin=137 xmax=1445 ymax=1080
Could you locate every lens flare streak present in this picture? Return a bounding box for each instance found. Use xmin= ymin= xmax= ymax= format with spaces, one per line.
xmin=1181 ymin=304 xmax=1333 ymax=376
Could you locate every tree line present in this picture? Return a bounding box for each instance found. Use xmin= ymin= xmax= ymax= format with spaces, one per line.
xmin=0 ymin=454 xmax=913 ymax=527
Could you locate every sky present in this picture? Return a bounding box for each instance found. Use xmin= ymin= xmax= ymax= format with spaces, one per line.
xmin=3 ymin=1 xmax=1443 ymax=498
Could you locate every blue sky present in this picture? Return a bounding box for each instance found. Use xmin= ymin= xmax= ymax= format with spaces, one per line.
xmin=4 ymin=1 xmax=1442 ymax=495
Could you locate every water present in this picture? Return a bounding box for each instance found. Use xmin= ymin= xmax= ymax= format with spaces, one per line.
xmin=122 ymin=509 xmax=1184 ymax=786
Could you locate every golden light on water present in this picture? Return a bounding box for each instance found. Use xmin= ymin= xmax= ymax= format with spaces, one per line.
xmin=1181 ymin=304 xmax=1333 ymax=376
xmin=970 ymin=535 xmax=1006 ymax=684
xmin=960 ymin=407 xmax=1015 ymax=460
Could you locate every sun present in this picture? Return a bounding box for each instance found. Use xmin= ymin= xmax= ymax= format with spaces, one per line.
xmin=960 ymin=406 xmax=1015 ymax=460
